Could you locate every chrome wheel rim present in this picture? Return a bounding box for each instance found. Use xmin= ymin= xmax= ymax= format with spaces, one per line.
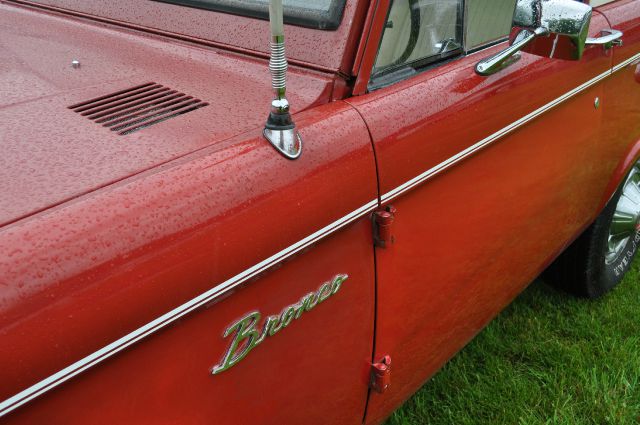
xmin=606 ymin=163 xmax=640 ymax=265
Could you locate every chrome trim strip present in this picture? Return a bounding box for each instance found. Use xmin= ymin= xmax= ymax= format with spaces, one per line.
xmin=381 ymin=66 xmax=614 ymax=203
xmin=613 ymin=52 xmax=640 ymax=73
xmin=0 ymin=199 xmax=378 ymax=418
xmin=4 ymin=51 xmax=640 ymax=418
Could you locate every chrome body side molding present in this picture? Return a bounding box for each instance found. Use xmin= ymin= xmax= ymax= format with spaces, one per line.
xmin=613 ymin=52 xmax=640 ymax=73
xmin=2 ymin=52 xmax=640 ymax=418
xmin=382 ymin=54 xmax=640 ymax=203
xmin=0 ymin=201 xmax=378 ymax=417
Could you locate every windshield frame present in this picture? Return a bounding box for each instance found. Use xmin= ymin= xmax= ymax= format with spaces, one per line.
xmin=19 ymin=0 xmax=366 ymax=73
xmin=154 ymin=0 xmax=346 ymax=30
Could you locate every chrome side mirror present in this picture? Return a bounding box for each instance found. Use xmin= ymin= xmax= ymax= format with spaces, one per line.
xmin=476 ymin=0 xmax=592 ymax=76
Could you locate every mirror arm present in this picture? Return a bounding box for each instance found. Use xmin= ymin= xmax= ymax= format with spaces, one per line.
xmin=475 ymin=27 xmax=549 ymax=76
xmin=586 ymin=29 xmax=623 ymax=48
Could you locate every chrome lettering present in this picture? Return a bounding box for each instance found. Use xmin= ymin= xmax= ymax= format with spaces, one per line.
xmin=211 ymin=312 xmax=261 ymax=374
xmin=212 ymin=274 xmax=348 ymax=374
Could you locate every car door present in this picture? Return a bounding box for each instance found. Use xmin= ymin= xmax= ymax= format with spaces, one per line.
xmin=348 ymin=1 xmax=615 ymax=422
xmin=594 ymin=0 xmax=640 ymax=191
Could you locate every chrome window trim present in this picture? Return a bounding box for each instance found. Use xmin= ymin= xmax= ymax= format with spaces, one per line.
xmin=1 ymin=51 xmax=639 ymax=418
xmin=369 ymin=37 xmax=514 ymax=91
xmin=371 ymin=0 xmax=515 ymax=89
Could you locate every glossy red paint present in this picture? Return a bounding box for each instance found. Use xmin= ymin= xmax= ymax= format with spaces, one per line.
xmin=348 ymin=11 xmax=626 ymax=423
xmin=0 ymin=100 xmax=378 ymax=423
xmin=0 ymin=2 xmax=333 ymax=226
xmin=372 ymin=206 xmax=397 ymax=249
xmin=370 ymin=355 xmax=392 ymax=394
xmin=352 ymin=0 xmax=390 ymax=96
xmin=1 ymin=1 xmax=380 ymax=421
xmin=595 ymin=0 xmax=640 ymax=208
xmin=2 ymin=0 xmax=640 ymax=424
xmin=351 ymin=0 xmax=379 ymax=76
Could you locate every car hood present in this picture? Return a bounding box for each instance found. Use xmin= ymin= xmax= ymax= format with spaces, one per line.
xmin=0 ymin=2 xmax=332 ymax=227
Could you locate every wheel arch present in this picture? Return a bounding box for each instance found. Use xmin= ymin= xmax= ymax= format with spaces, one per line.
xmin=598 ymin=136 xmax=640 ymax=213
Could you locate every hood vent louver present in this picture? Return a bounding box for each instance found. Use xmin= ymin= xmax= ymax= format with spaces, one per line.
xmin=68 ymin=82 xmax=208 ymax=135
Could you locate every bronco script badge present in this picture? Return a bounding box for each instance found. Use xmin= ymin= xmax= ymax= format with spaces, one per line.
xmin=212 ymin=274 xmax=348 ymax=374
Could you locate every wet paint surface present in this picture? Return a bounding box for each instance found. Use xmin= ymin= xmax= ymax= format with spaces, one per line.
xmin=350 ymin=13 xmax=624 ymax=424
xmin=2 ymin=0 xmax=640 ymax=423
xmin=0 ymin=3 xmax=333 ymax=226
xmin=0 ymin=102 xmax=378 ymax=424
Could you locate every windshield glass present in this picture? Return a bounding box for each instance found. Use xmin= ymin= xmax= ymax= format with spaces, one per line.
xmin=155 ymin=0 xmax=347 ymax=30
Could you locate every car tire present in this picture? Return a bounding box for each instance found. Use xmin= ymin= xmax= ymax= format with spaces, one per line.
xmin=546 ymin=161 xmax=640 ymax=298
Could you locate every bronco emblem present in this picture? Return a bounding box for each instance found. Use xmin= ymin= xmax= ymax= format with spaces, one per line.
xmin=211 ymin=274 xmax=348 ymax=374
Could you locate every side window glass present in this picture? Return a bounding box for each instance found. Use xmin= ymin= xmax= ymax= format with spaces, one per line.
xmin=370 ymin=0 xmax=516 ymax=88
xmin=465 ymin=0 xmax=517 ymax=51
xmin=373 ymin=0 xmax=464 ymax=76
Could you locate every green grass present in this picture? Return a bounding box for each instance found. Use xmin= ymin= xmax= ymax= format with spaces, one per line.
xmin=387 ymin=258 xmax=640 ymax=425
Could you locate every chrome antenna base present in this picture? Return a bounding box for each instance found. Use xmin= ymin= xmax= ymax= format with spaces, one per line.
xmin=263 ymin=53 xmax=302 ymax=159
xmin=264 ymin=106 xmax=302 ymax=160
xmin=263 ymin=6 xmax=303 ymax=160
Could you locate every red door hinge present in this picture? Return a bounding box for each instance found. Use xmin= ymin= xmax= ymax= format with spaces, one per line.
xmin=373 ymin=206 xmax=396 ymax=248
xmin=370 ymin=355 xmax=392 ymax=393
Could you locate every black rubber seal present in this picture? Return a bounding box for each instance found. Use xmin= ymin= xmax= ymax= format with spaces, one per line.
xmin=154 ymin=0 xmax=346 ymax=30
xmin=265 ymin=111 xmax=295 ymax=130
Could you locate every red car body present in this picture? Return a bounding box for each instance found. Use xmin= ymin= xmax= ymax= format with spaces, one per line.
xmin=0 ymin=0 xmax=639 ymax=423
